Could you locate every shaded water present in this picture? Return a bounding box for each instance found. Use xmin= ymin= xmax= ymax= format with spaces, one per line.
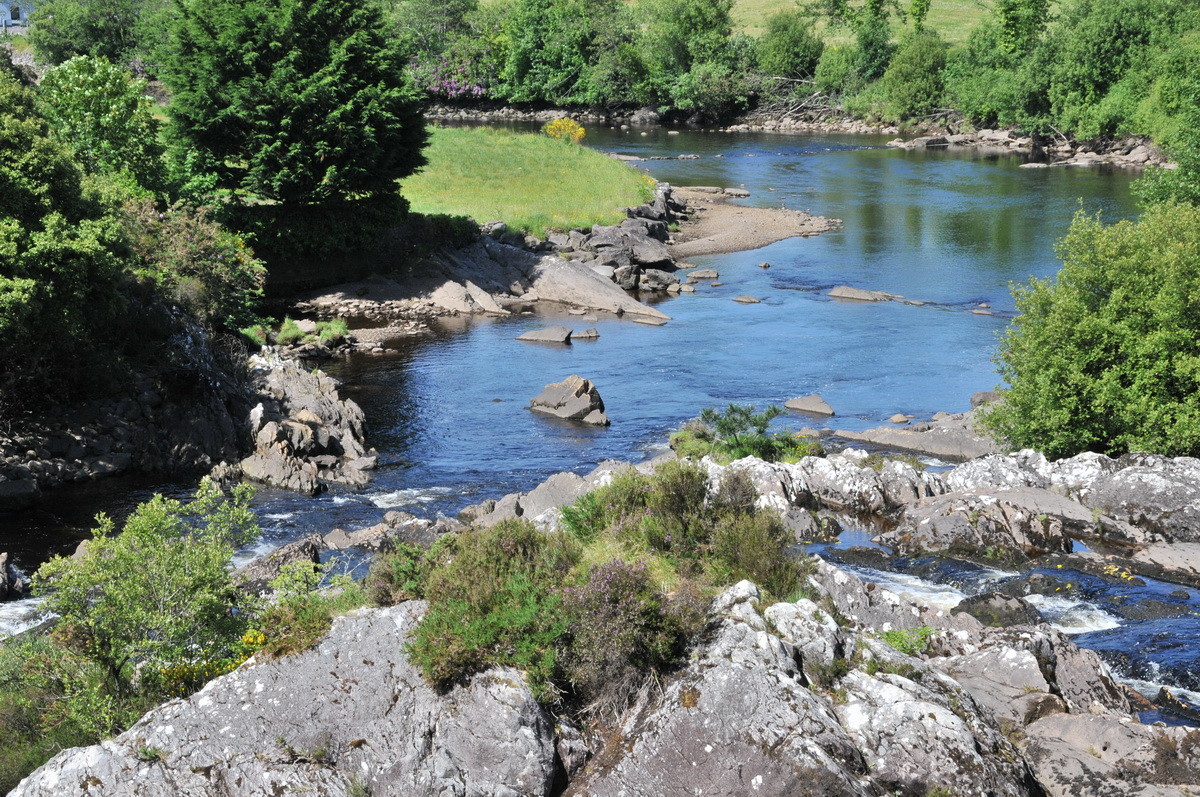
xmin=8 ymin=128 xmax=1186 ymax=710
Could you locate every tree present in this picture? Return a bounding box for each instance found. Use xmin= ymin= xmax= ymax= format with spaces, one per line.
xmin=500 ymin=0 xmax=617 ymax=104
xmin=1134 ymin=86 xmax=1200 ymax=207
xmin=38 ymin=56 xmax=164 ymax=189
xmin=162 ymin=0 xmax=427 ymax=211
xmin=33 ymin=479 xmax=260 ymax=693
xmin=27 ymin=0 xmax=169 ymax=66
xmin=757 ymin=10 xmax=824 ymax=80
xmin=983 ymin=204 xmax=1200 ymax=459
xmin=0 ymin=74 xmax=127 ymax=409
xmin=995 ymin=0 xmax=1050 ymax=55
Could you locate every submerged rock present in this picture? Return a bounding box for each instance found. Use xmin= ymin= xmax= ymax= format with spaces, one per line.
xmin=517 ymin=325 xmax=573 ymax=344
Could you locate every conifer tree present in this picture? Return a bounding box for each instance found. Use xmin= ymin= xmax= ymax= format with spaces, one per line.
xmin=162 ymin=0 xmax=427 ymax=210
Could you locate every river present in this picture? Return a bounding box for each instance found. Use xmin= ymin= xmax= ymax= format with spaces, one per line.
xmin=6 ymin=126 xmax=1197 ymax=719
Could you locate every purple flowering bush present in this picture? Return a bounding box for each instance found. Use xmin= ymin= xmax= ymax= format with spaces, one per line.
xmin=408 ymin=34 xmax=503 ymax=100
xmin=559 ymin=561 xmax=683 ymax=715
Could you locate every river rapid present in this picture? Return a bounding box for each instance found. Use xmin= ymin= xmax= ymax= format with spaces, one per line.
xmin=6 ymin=125 xmax=1197 ymax=719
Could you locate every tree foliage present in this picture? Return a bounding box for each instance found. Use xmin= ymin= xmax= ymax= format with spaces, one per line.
xmin=1135 ymin=86 xmax=1200 ymax=207
xmin=757 ymin=10 xmax=824 ymax=80
xmin=27 ymin=0 xmax=170 ymax=66
xmin=38 ymin=56 xmax=164 ymax=189
xmin=33 ymin=479 xmax=260 ymax=692
xmin=0 ymin=74 xmax=127 ymax=408
xmin=983 ymin=204 xmax=1200 ymax=459
xmin=162 ymin=0 xmax=427 ymax=207
xmin=882 ymin=31 xmax=947 ymax=118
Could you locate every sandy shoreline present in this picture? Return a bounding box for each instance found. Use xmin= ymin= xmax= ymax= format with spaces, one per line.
xmin=669 ymin=187 xmax=840 ymax=258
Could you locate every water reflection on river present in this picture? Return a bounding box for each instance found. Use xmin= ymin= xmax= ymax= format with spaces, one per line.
xmin=8 ymin=128 xmax=1175 ymax=699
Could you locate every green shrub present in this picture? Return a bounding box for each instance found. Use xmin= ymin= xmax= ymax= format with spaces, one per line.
xmin=710 ymin=510 xmax=806 ymax=600
xmin=882 ymin=32 xmax=948 ymax=119
xmin=560 ymin=491 xmax=608 ymax=545
xmin=408 ymin=520 xmax=579 ymax=699
xmin=814 ymin=45 xmax=862 ymax=96
xmin=365 ymin=539 xmax=454 ymax=606
xmin=121 ymin=199 xmax=266 ymax=331
xmin=1135 ymin=83 xmax=1200 ymax=207
xmin=757 ymin=10 xmax=823 ymax=80
xmin=257 ymin=564 xmax=366 ymax=659
xmin=879 ymin=626 xmax=935 ymax=656
xmin=983 ymin=203 xmax=1200 ymax=458
xmin=33 ymin=479 xmax=260 ymax=692
xmin=854 ymin=12 xmax=894 ymax=83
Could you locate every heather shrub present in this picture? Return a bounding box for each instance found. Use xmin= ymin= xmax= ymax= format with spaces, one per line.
xmin=365 ymin=538 xmax=455 ymax=606
xmin=559 ymin=559 xmax=687 ymax=716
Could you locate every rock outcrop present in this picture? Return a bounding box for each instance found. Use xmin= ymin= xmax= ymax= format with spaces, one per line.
xmin=834 ymin=408 xmax=1001 ymax=462
xmin=229 ymin=353 xmax=375 ymax=496
xmin=11 ymin=603 xmax=559 ymax=797
xmin=529 ymin=375 xmax=610 ymax=426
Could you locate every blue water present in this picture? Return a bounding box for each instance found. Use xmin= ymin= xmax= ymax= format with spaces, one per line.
xmin=9 ymin=127 xmax=1188 ymax=714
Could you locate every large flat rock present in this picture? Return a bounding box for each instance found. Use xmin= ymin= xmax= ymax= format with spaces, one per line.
xmin=835 ymin=410 xmax=1000 ymax=462
xmin=11 ymin=604 xmax=559 ymax=797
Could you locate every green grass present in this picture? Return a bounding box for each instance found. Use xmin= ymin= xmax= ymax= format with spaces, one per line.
xmin=730 ymin=0 xmax=989 ymax=45
xmin=399 ymin=126 xmax=655 ymax=237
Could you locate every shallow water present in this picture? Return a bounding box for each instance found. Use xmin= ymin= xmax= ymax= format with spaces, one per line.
xmin=8 ymin=127 xmax=1183 ymax=709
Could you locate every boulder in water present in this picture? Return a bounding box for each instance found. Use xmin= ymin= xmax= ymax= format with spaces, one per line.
xmin=529 ymin=375 xmax=610 ymax=426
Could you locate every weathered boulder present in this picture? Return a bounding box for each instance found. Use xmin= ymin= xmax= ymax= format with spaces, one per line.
xmin=0 ymin=478 xmax=41 ymax=511
xmin=517 ymin=326 xmax=573 ymax=344
xmin=882 ymin=487 xmax=1099 ymax=562
xmin=529 ymin=375 xmax=610 ymax=426
xmin=569 ymin=581 xmax=1038 ymax=797
xmin=686 ymin=268 xmax=719 ymax=281
xmin=786 ymin=393 xmax=835 ymax=416
xmin=952 ymin=592 xmax=1044 ymax=628
xmin=732 ymin=295 xmax=760 ymax=304
xmin=11 ymin=603 xmax=559 ymax=797
xmin=1077 ymin=455 xmax=1200 ymax=543
xmin=235 ymin=354 xmax=375 ymax=495
xmin=324 ymin=511 xmax=438 ymax=551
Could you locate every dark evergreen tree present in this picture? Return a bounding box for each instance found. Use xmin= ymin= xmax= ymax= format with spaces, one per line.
xmin=162 ymin=0 xmax=427 ymax=211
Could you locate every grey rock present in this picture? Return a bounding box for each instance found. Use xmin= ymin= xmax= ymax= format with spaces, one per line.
xmin=517 ymin=326 xmax=573 ymax=344
xmin=828 ymin=285 xmax=899 ymax=302
xmin=786 ymin=394 xmax=835 ymax=416
xmin=686 ymin=268 xmax=719 ymax=281
xmin=882 ymin=487 xmax=1099 ymax=562
xmin=835 ymin=409 xmax=1001 ymax=462
xmin=12 ymin=604 xmax=558 ymax=797
xmin=952 ymin=592 xmax=1044 ymax=627
xmin=732 ymin=295 xmax=760 ymax=304
xmin=529 ymin=375 xmax=610 ymax=426
xmin=971 ymin=390 xmax=1001 ymax=407
xmin=233 ymin=533 xmax=324 ymax=595
xmin=0 ymin=478 xmax=40 ymax=510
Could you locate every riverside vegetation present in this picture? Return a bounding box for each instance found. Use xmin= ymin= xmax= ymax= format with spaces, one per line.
xmin=0 ymin=461 xmax=810 ymax=788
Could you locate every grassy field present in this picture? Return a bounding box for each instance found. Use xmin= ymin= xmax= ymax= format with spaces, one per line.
xmin=730 ymin=0 xmax=989 ymax=44
xmin=400 ymin=125 xmax=654 ymax=237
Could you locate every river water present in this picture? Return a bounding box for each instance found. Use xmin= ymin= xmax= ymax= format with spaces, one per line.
xmin=6 ymin=126 xmax=1197 ymax=716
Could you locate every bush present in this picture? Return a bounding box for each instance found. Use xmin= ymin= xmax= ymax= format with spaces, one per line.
xmin=1134 ymin=83 xmax=1200 ymax=207
xmin=882 ymin=32 xmax=948 ymax=119
xmin=983 ymin=204 xmax=1200 ymax=459
xmin=879 ymin=626 xmax=935 ymax=656
xmin=814 ymin=45 xmax=862 ymax=96
xmin=365 ymin=538 xmax=454 ymax=606
xmin=276 ymin=318 xmax=306 ymax=346
xmin=757 ymin=11 xmax=823 ymax=80
xmin=407 ymin=520 xmax=579 ymax=699
xmin=120 ymin=199 xmax=266 ymax=330
xmin=559 ymin=560 xmax=688 ymax=716
xmin=32 ymin=479 xmax=260 ymax=692
xmin=710 ymin=510 xmax=806 ymax=600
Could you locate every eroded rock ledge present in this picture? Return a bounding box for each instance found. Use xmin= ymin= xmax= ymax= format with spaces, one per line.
xmin=14 ymin=567 xmax=1194 ymax=796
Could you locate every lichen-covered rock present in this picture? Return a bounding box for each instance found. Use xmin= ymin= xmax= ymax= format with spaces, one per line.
xmin=11 ymin=603 xmax=558 ymax=797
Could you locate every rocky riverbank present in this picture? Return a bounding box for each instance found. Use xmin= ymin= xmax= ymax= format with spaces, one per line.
xmin=14 ymin=449 xmax=1200 ymax=795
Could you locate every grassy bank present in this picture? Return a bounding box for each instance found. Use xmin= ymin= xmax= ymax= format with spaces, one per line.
xmin=400 ymin=126 xmax=654 ymax=238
